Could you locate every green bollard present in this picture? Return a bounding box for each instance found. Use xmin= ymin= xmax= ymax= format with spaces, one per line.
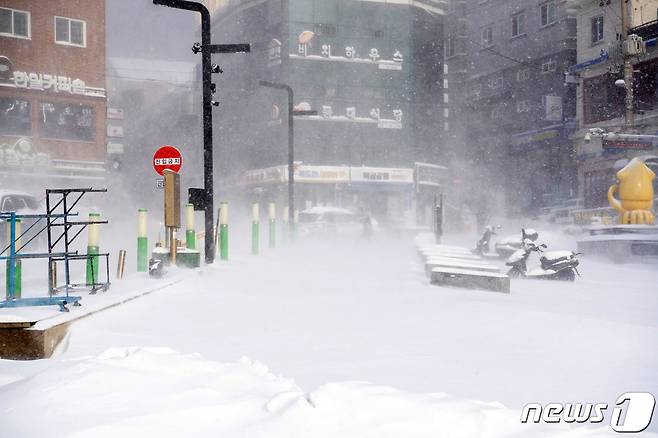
xmin=220 ymin=202 xmax=229 ymax=261
xmin=86 ymin=213 xmax=101 ymax=286
xmin=137 ymin=209 xmax=148 ymax=272
xmin=282 ymin=206 xmax=289 ymax=243
xmin=252 ymin=203 xmax=259 ymax=255
xmin=185 ymin=203 xmax=196 ymax=250
xmin=5 ymin=218 xmax=21 ymax=299
xmin=269 ymin=202 xmax=276 ymax=249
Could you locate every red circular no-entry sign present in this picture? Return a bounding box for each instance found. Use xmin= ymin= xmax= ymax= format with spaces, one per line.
xmin=153 ymin=145 xmax=183 ymax=176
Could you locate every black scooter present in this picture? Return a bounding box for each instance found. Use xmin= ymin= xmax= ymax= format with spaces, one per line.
xmin=505 ymin=240 xmax=581 ymax=281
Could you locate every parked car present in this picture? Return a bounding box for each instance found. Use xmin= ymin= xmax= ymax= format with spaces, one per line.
xmin=298 ymin=206 xmax=378 ymax=238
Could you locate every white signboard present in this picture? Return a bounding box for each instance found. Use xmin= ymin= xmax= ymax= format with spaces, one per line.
xmin=107 ymin=108 xmax=124 ymax=120
xmin=544 ymin=95 xmax=563 ymax=121
xmin=107 ymin=142 xmax=124 ymax=154
xmin=107 ymin=125 xmax=124 ymax=138
xmin=295 ymin=165 xmax=349 ymax=184
xmin=4 ymin=71 xmax=105 ymax=98
xmin=350 ymin=167 xmax=414 ymax=184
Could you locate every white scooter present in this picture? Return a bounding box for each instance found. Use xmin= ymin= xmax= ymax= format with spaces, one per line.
xmin=505 ymin=239 xmax=581 ymax=281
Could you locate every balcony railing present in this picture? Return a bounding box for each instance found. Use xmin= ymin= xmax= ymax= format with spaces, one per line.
xmin=630 ymin=19 xmax=658 ymax=41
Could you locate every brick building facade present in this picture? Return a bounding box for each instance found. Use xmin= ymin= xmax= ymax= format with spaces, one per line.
xmin=0 ymin=0 xmax=106 ymax=190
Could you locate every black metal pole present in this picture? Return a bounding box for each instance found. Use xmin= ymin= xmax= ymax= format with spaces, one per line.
xmin=287 ymin=86 xmax=295 ymax=239
xmin=259 ymin=81 xmax=316 ymax=239
xmin=153 ymin=0 xmax=215 ymax=263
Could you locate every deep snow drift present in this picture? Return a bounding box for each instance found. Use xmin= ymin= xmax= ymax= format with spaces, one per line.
xmin=0 ymin=229 xmax=656 ymax=437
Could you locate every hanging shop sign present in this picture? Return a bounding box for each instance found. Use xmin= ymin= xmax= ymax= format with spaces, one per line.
xmin=2 ymin=71 xmax=106 ymax=98
xmin=107 ymin=108 xmax=124 ymax=120
xmin=544 ymin=95 xmax=563 ymax=122
xmin=107 ymin=125 xmax=124 ymax=138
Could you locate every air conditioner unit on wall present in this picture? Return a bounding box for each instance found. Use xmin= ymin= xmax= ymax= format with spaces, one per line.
xmin=623 ymin=34 xmax=646 ymax=56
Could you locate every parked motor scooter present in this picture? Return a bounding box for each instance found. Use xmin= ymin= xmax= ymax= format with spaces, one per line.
xmin=473 ymin=225 xmax=501 ymax=257
xmin=505 ymin=239 xmax=581 ymax=281
xmin=495 ymin=228 xmax=539 ymax=258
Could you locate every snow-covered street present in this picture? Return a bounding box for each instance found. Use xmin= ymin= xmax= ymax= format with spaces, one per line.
xmin=1 ymin=232 xmax=656 ymax=436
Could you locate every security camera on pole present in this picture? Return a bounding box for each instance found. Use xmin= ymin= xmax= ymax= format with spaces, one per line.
xmin=152 ymin=0 xmax=250 ymax=264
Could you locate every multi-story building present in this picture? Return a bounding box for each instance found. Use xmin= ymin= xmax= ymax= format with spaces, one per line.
xmin=445 ymin=0 xmax=577 ymax=214
xmin=207 ymin=0 xmax=447 ymax=223
xmin=570 ymin=0 xmax=658 ymax=212
xmin=0 ymin=0 xmax=107 ymax=193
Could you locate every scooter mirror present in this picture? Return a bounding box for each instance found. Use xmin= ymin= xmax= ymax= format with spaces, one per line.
xmin=540 ymin=244 xmax=547 ymax=248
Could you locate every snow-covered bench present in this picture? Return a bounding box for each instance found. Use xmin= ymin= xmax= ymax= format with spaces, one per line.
xmin=421 ymin=250 xmax=482 ymax=261
xmin=418 ymin=245 xmax=473 ymax=255
xmin=425 ymin=258 xmax=500 ymax=275
xmin=430 ymin=267 xmax=510 ymax=293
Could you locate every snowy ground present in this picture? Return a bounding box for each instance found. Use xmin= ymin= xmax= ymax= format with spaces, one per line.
xmin=0 ymin=227 xmax=657 ymax=437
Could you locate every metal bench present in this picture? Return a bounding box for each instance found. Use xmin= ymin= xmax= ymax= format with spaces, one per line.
xmin=421 ymin=250 xmax=482 ymax=261
xmin=430 ymin=267 xmax=510 ymax=293
xmin=425 ymin=258 xmax=501 ymax=275
xmin=418 ymin=245 xmax=473 ymax=255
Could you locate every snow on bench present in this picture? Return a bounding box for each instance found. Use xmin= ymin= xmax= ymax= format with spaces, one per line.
xmin=421 ymin=250 xmax=482 ymax=261
xmin=425 ymin=258 xmax=501 ymax=274
xmin=430 ymin=267 xmax=510 ymax=293
xmin=418 ymin=245 xmax=473 ymax=255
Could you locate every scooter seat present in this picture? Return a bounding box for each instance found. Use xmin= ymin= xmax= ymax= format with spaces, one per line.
xmin=540 ymin=251 xmax=575 ymax=270
xmin=542 ymin=250 xmax=573 ymax=262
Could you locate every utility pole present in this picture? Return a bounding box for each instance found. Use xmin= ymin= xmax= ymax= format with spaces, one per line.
xmin=259 ymin=81 xmax=317 ymax=238
xmin=152 ymin=0 xmax=249 ymax=263
xmin=620 ymin=0 xmax=634 ymax=131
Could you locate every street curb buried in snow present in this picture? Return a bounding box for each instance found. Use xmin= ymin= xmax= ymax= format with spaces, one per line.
xmin=0 ymin=278 xmax=183 ymax=360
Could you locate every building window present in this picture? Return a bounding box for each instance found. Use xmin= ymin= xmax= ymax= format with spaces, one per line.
xmin=40 ymin=102 xmax=95 ymax=141
xmin=540 ymin=2 xmax=557 ymax=27
xmin=470 ymin=83 xmax=482 ymax=97
xmin=512 ymin=12 xmax=525 ymax=37
xmin=0 ymin=7 xmax=30 ymax=39
xmin=481 ymin=24 xmax=493 ymax=47
xmin=541 ymin=59 xmax=557 ymax=73
xmin=488 ymin=76 xmax=503 ymax=89
xmin=583 ymin=73 xmax=624 ymax=124
xmin=591 ymin=16 xmax=604 ymax=45
xmin=0 ymin=97 xmax=31 ymax=135
xmin=491 ymin=106 xmax=504 ymax=120
xmin=54 ymin=16 xmax=86 ymax=47
xmin=312 ymin=23 xmax=336 ymax=36
xmin=445 ymin=36 xmax=456 ymax=58
xmin=517 ymin=68 xmax=531 ymax=81
xmin=516 ymin=100 xmax=531 ymax=113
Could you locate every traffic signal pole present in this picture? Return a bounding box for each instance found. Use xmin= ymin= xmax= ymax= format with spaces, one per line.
xmin=153 ymin=0 xmax=249 ymax=263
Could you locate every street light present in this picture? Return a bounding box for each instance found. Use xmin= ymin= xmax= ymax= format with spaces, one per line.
xmin=259 ymin=80 xmax=317 ymax=238
xmin=152 ymin=0 xmax=249 ymax=263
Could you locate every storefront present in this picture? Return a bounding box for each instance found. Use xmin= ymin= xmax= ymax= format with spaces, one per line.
xmin=575 ymin=133 xmax=658 ymax=209
xmin=237 ymin=164 xmax=415 ymax=226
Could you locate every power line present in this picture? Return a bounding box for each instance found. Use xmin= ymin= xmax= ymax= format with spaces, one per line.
xmin=463 ymin=37 xmax=544 ymax=71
